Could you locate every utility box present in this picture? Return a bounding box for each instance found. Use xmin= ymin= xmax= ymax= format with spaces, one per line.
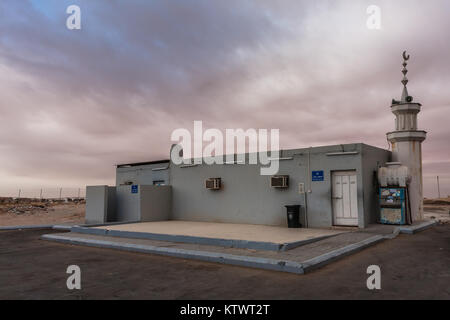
xmin=379 ymin=187 xmax=408 ymax=225
xmin=85 ymin=186 xmax=116 ymax=224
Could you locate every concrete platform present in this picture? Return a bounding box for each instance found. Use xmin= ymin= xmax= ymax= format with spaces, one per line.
xmin=397 ymin=220 xmax=438 ymax=234
xmin=78 ymin=221 xmax=345 ymax=251
xmin=42 ymin=231 xmax=383 ymax=275
xmin=42 ymin=220 xmax=438 ymax=275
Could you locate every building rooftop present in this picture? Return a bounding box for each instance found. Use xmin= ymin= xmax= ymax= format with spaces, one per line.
xmin=116 ymin=159 xmax=170 ymax=168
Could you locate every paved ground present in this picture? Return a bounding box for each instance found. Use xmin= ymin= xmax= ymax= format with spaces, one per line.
xmin=95 ymin=221 xmax=344 ymax=244
xmin=0 ymin=225 xmax=449 ymax=299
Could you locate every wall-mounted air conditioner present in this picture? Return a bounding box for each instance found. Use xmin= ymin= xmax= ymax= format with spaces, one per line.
xmin=271 ymin=175 xmax=289 ymax=188
xmin=205 ymin=178 xmax=221 ymax=190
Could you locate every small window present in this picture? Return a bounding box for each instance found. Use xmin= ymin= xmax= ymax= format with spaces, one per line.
xmin=153 ymin=180 xmax=166 ymax=186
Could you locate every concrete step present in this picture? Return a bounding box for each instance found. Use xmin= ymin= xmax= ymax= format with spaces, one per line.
xmin=42 ymin=231 xmax=385 ymax=274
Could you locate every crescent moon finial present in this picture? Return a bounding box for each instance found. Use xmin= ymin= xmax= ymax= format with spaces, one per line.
xmin=403 ymin=50 xmax=410 ymax=61
xmin=400 ymin=51 xmax=411 ymax=103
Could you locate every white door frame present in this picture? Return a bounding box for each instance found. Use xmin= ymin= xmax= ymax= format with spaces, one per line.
xmin=332 ymin=170 xmax=359 ymax=226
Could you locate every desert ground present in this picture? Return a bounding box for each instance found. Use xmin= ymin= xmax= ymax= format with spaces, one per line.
xmin=423 ymin=197 xmax=450 ymax=224
xmin=0 ymin=197 xmax=85 ymax=226
xmin=0 ymin=225 xmax=448 ymax=299
xmin=0 ymin=197 xmax=448 ymax=300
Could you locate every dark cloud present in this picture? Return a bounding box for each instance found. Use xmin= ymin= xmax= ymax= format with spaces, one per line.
xmin=0 ymin=0 xmax=449 ymax=197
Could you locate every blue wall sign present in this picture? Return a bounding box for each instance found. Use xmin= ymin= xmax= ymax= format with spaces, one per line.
xmin=312 ymin=171 xmax=324 ymax=181
xmin=131 ymin=185 xmax=139 ymax=194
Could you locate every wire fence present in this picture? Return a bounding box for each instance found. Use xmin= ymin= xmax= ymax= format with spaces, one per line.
xmin=0 ymin=187 xmax=86 ymax=200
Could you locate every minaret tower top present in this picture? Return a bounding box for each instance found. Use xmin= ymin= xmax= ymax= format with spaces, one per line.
xmin=387 ymin=51 xmax=427 ymax=222
xmin=392 ymin=51 xmax=417 ymax=106
xmin=401 ymin=51 xmax=410 ymax=103
xmin=389 ymin=51 xmax=425 ymax=133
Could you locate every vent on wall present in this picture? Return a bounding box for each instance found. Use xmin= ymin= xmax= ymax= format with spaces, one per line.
xmin=271 ymin=175 xmax=289 ymax=188
xmin=205 ymin=178 xmax=221 ymax=190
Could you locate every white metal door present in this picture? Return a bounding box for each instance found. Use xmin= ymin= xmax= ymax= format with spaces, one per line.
xmin=332 ymin=171 xmax=358 ymax=226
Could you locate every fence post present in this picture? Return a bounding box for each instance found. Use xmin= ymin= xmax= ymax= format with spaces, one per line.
xmin=437 ymin=176 xmax=441 ymax=199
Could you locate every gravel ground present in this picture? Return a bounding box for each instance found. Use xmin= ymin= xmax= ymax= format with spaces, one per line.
xmin=0 ymin=199 xmax=85 ymax=226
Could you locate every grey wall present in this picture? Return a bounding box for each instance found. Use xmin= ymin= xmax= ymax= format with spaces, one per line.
xmin=170 ymin=144 xmax=367 ymax=228
xmin=116 ymin=185 xmax=140 ymax=222
xmin=116 ymin=163 xmax=169 ymax=186
xmin=109 ymin=143 xmax=391 ymax=228
xmin=115 ymin=185 xmax=172 ymax=222
xmin=140 ymin=185 xmax=172 ymax=221
xmin=85 ymin=186 xmax=116 ymax=224
xmin=361 ymin=144 xmax=392 ymax=225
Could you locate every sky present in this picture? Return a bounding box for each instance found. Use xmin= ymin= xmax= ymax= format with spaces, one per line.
xmin=0 ymin=0 xmax=449 ymax=198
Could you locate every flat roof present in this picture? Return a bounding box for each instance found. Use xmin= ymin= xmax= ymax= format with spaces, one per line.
xmin=116 ymin=159 xmax=170 ymax=168
xmin=115 ymin=143 xmax=389 ymax=168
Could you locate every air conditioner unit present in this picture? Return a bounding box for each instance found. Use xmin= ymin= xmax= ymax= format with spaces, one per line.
xmin=205 ymin=178 xmax=221 ymax=190
xmin=271 ymin=175 xmax=289 ymax=188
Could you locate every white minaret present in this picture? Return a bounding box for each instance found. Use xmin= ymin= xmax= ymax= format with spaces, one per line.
xmin=387 ymin=51 xmax=427 ymax=222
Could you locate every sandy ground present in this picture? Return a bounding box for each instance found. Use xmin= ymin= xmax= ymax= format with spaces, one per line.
xmin=0 ymin=198 xmax=85 ymax=226
xmin=424 ymin=197 xmax=450 ymax=224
